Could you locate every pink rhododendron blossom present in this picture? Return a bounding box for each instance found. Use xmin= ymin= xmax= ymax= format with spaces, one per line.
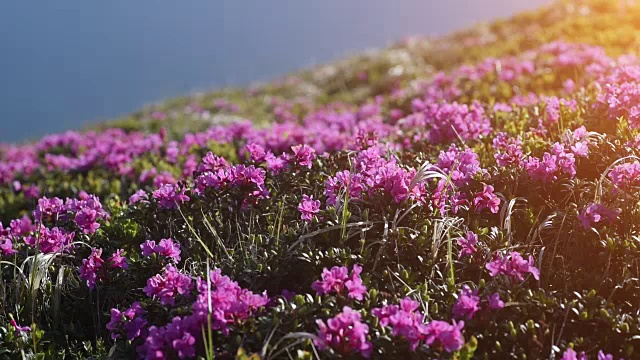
xmin=457 ymin=231 xmax=478 ymax=257
xmin=79 ymin=248 xmax=104 ymax=290
xmin=298 ymin=194 xmax=321 ymax=222
xmin=486 ymin=251 xmax=540 ymax=282
xmin=452 ymin=285 xmax=481 ymax=320
xmin=315 ymin=306 xmax=372 ymax=358
xmin=312 ymin=264 xmax=367 ymax=300
xmin=473 ymin=184 xmax=501 ymax=213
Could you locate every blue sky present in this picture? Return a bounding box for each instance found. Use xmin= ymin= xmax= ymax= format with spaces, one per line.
xmin=0 ymin=0 xmax=551 ymax=142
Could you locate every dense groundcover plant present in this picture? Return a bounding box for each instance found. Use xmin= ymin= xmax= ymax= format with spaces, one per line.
xmin=6 ymin=1 xmax=640 ymax=359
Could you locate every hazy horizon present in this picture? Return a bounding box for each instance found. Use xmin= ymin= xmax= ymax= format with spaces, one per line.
xmin=0 ymin=0 xmax=552 ymax=142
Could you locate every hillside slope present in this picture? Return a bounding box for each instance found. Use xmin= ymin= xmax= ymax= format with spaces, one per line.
xmin=3 ymin=0 xmax=640 ymax=359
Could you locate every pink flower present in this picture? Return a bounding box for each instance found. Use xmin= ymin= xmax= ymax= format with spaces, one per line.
xmin=108 ymin=249 xmax=129 ymax=269
xmin=312 ymin=264 xmax=367 ymax=300
xmin=493 ymin=133 xmax=523 ymax=167
xmin=153 ymin=184 xmax=190 ymax=209
xmin=0 ymin=237 xmax=16 ymax=256
xmin=245 ymin=143 xmax=266 ymax=162
xmin=609 ymin=161 xmax=640 ymax=192
xmin=486 ymin=251 xmax=540 ymax=282
xmin=265 ymin=152 xmax=287 ymax=175
xmin=562 ymin=348 xmax=588 ymax=360
xmin=373 ymin=297 xmax=427 ymax=350
xmin=143 ymin=265 xmax=193 ymax=306
xmin=107 ymin=302 xmax=147 ymax=340
xmin=79 ymin=248 xmax=104 ymax=290
xmin=140 ymin=239 xmax=181 ymax=263
xmin=297 ymin=194 xmax=321 ymax=222
xmin=598 ymin=351 xmax=614 ymax=360
xmin=457 ymin=231 xmax=478 ymax=257
xmin=315 ymin=307 xmax=372 ymax=358
xmin=291 ymin=144 xmax=316 ymax=169
xmin=452 ymin=285 xmax=480 ymax=320
xmin=74 ymin=208 xmax=100 ymax=234
xmin=473 ymin=184 xmax=501 ymax=214
xmin=578 ymin=203 xmax=620 ymax=229
xmin=424 ymin=320 xmax=465 ymax=352
xmin=172 ymin=332 xmax=196 ymax=359
xmin=24 ymin=226 xmax=75 ymax=254
xmin=488 ymin=292 xmax=505 ymax=309
xmin=129 ymin=190 xmax=149 ymax=204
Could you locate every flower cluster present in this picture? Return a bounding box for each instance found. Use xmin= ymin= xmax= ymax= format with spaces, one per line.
xmin=143 ymin=265 xmax=194 ymax=306
xmin=32 ymin=193 xmax=109 ymax=234
xmin=315 ymin=307 xmax=372 ymax=358
xmin=79 ymin=248 xmax=104 ymax=290
xmin=140 ymin=238 xmax=181 ymax=262
xmin=312 ymin=264 xmax=367 ymax=300
xmin=297 ymin=194 xmax=321 ymax=222
xmin=452 ymin=285 xmax=481 ymax=320
xmin=578 ymin=203 xmax=620 ymax=229
xmin=106 ymin=302 xmax=147 ymax=340
xmin=137 ymin=268 xmax=268 ymax=359
xmin=153 ymin=184 xmax=190 ymax=209
xmin=457 ymin=231 xmax=478 ymax=257
xmin=486 ymin=251 xmax=540 ymax=282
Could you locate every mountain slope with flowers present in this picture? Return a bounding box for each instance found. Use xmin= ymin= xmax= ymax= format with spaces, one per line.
xmin=3 ymin=0 xmax=640 ymax=359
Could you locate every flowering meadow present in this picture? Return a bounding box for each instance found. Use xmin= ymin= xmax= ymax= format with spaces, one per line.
xmin=4 ymin=0 xmax=640 ymax=359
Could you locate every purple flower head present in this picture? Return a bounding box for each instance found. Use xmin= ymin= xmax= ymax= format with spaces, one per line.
xmin=141 ymin=240 xmax=157 ymax=257
xmin=578 ymin=203 xmax=620 ymax=229
xmin=265 ymin=152 xmax=288 ymax=175
xmin=473 ymin=184 xmax=501 ymax=214
xmin=79 ymin=248 xmax=104 ymax=290
xmin=452 ymin=285 xmax=480 ymax=320
xmin=324 ymin=170 xmax=365 ymax=206
xmin=493 ymin=133 xmax=523 ymax=167
xmin=312 ymin=264 xmax=367 ymax=300
xmin=608 ymin=161 xmax=640 ymax=192
xmin=598 ymin=351 xmax=614 ymax=360
xmin=291 ymin=144 xmax=316 ymax=169
xmin=107 ymin=301 xmax=147 ymax=340
xmin=143 ymin=265 xmax=193 ymax=306
xmin=23 ymin=185 xmax=40 ymax=199
xmin=315 ymin=306 xmax=372 ymax=358
xmin=190 ymin=268 xmax=268 ymax=335
xmin=108 ymin=249 xmax=129 ymax=269
xmin=10 ymin=216 xmax=34 ymax=237
xmin=562 ymin=348 xmax=588 ymax=360
xmin=139 ymin=168 xmax=158 ymax=183
xmin=486 ymin=251 xmax=540 ymax=282
xmin=24 ymin=226 xmax=75 ymax=254
xmin=153 ymin=184 xmax=190 ymax=209
xmin=74 ymin=208 xmax=100 ymax=234
xmin=373 ymin=297 xmax=427 ymax=350
xmin=245 ymin=143 xmax=266 ymax=162
xmin=157 ymin=238 xmax=181 ymax=262
xmin=488 ymin=292 xmax=505 ymax=310
xmin=424 ymin=320 xmax=465 ymax=352
xmin=435 ymin=145 xmax=482 ymax=187
xmin=129 ymin=189 xmax=149 ymax=204
xmin=140 ymin=239 xmax=181 ymax=263
xmin=198 ymin=152 xmax=230 ymax=173
xmin=457 ymin=231 xmax=478 ymax=257
xmin=172 ymin=332 xmax=196 ymax=359
xmin=298 ymin=194 xmax=321 ymax=222
xmin=153 ymin=171 xmax=177 ymax=188
xmin=33 ymin=197 xmax=65 ymax=222
xmin=0 ymin=237 xmax=16 ymax=256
